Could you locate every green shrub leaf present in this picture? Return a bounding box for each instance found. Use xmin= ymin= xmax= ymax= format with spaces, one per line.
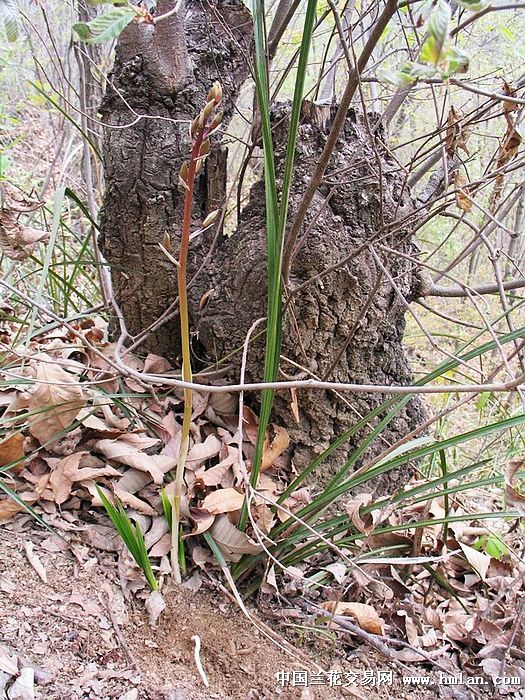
xmin=421 ymin=0 xmax=451 ymax=66
xmin=0 ymin=0 xmax=21 ymax=42
xmin=73 ymin=6 xmax=136 ymax=44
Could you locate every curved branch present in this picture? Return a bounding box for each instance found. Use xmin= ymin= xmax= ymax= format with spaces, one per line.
xmin=423 ymin=278 xmax=525 ymax=298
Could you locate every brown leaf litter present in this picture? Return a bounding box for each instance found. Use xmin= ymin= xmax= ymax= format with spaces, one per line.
xmin=0 ymin=524 xmax=452 ymax=700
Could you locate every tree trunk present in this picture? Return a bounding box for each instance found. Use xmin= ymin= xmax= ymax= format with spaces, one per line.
xmin=193 ymin=103 xmax=425 ymax=490
xmin=99 ymin=1 xmax=425 ymax=492
xmin=99 ymin=0 xmax=252 ymax=354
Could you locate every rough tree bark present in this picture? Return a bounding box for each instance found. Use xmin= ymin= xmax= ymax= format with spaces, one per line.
xmin=99 ymin=1 xmax=425 ymax=492
xmin=99 ymin=0 xmax=253 ymax=353
xmin=193 ymin=103 xmax=425 ymax=490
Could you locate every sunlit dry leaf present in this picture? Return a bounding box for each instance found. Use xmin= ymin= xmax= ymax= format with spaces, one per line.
xmin=28 ymin=359 xmax=86 ymax=445
xmin=191 ymin=391 xmax=209 ymax=420
xmin=481 ymin=658 xmax=525 ymax=688
xmin=253 ymin=504 xmax=275 ymax=534
xmin=420 ymin=628 xmax=438 ymax=648
xmin=242 ymin=406 xmax=259 ymax=445
xmin=201 ymin=487 xmax=244 ymax=514
xmin=24 ymin=541 xmax=47 ymax=583
xmin=505 ymin=458 xmax=525 ymax=516
xmin=145 ymin=590 xmax=165 ymax=627
xmin=502 ymin=79 xmax=519 ymax=114
xmin=0 ymin=198 xmax=48 ymax=260
xmin=104 ymin=468 xmax=152 ymax=494
xmin=323 ymin=562 xmax=347 ymax=584
xmin=144 ymin=516 xmax=169 ymax=550
xmin=182 ymin=570 xmax=203 ymax=592
xmin=261 ymin=425 xmax=290 ymax=472
xmin=446 ymin=106 xmax=470 ymax=157
xmin=186 ymin=434 xmax=222 ymax=468
xmin=143 ymin=353 xmax=172 ymax=374
xmin=0 ymin=492 xmax=37 ymax=522
xmin=289 ymin=388 xmax=300 ymax=423
xmin=459 ymin=542 xmax=491 ymax=580
xmin=261 ymin=565 xmax=279 ymax=595
xmin=192 ymin=545 xmax=214 ymax=569
xmin=443 ymin=611 xmax=473 ymax=641
xmin=398 ymin=610 xmax=420 ymax=647
xmin=210 ymin=513 xmax=263 ymax=561
xmin=0 ymin=433 xmax=24 ymax=469
xmin=68 ymin=591 xmax=103 ymax=618
xmin=5 ymin=666 xmax=34 ymax=699
xmin=113 ymin=487 xmax=157 ymax=516
xmin=454 ymin=171 xmax=472 ymax=212
xmin=276 ymin=487 xmax=311 ymax=523
xmin=322 ymin=601 xmax=384 ymax=635
xmin=208 ymin=391 xmax=237 ymax=417
xmin=50 ymin=451 xmax=121 ymax=504
xmin=148 ymin=533 xmax=171 ymax=557
xmin=78 ymin=411 xmax=124 ymax=437
xmin=345 ymin=493 xmax=373 ymax=534
xmin=390 ymin=647 xmax=445 ymax=663
xmin=195 ymin=448 xmax=237 ymax=487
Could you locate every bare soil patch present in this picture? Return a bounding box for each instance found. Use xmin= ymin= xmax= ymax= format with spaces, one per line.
xmin=0 ymin=521 xmax=469 ymax=700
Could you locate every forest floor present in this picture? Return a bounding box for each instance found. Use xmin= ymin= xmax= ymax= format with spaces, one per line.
xmin=0 ymin=326 xmax=524 ymax=699
xmin=0 ymin=519 xmax=516 ymax=700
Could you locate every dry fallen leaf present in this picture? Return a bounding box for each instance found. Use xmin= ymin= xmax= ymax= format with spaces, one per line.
xmin=113 ymin=487 xmax=157 ymax=516
xmin=322 ymin=601 xmax=384 ymax=635
xmin=143 ymin=353 xmax=172 ymax=374
xmin=459 ymin=542 xmax=491 ymax=581
xmin=28 ymin=358 xmax=86 ymax=445
xmin=241 ymin=406 xmax=259 ymax=445
xmin=345 ymin=493 xmax=373 ymax=534
xmin=94 ymin=438 xmax=176 ymax=485
xmin=200 ymin=487 xmax=244 ymax=514
xmin=145 ymin=590 xmax=165 ymax=627
xmin=188 ymin=507 xmax=215 ymax=536
xmin=0 ymin=433 xmax=24 ymax=469
xmin=210 ymin=514 xmax=263 ymax=562
xmin=261 ymin=425 xmax=290 ymax=472
xmin=5 ymin=666 xmax=35 ymax=700
xmin=23 ymin=541 xmax=47 ymax=583
xmin=0 ymin=492 xmax=37 ymax=522
xmin=0 ymin=187 xmax=47 ymax=261
xmin=148 ymin=533 xmax=171 ymax=557
xmin=186 ymin=434 xmax=222 ymax=468
xmin=289 ymin=388 xmax=300 ymax=423
xmin=0 ymin=643 xmax=18 ymax=675
xmin=194 ymin=448 xmax=238 ymax=488
xmin=505 ymin=458 xmax=525 ymax=516
xmin=454 ymin=171 xmax=473 ymax=213
xmin=323 ymin=562 xmax=347 ymax=584
xmin=49 ymin=451 xmax=121 ymax=505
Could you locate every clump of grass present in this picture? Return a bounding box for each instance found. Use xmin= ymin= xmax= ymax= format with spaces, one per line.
xmin=97 ymin=486 xmax=158 ymax=591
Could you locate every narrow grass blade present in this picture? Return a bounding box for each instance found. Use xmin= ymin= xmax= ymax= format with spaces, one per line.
xmin=97 ymin=486 xmax=158 ymax=590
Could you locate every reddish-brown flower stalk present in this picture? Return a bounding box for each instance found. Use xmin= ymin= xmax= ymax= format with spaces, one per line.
xmin=170 ymin=82 xmax=222 ymax=583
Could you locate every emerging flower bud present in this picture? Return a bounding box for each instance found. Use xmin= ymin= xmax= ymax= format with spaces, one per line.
xmin=179 ymin=162 xmax=189 ymax=183
xmin=207 ymin=81 xmax=222 ymax=105
xmin=202 ymin=209 xmax=220 ymax=228
xmin=179 ymin=162 xmax=190 ymax=189
xmin=203 ymin=99 xmax=216 ymax=121
xmin=208 ymin=112 xmax=223 ymax=135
